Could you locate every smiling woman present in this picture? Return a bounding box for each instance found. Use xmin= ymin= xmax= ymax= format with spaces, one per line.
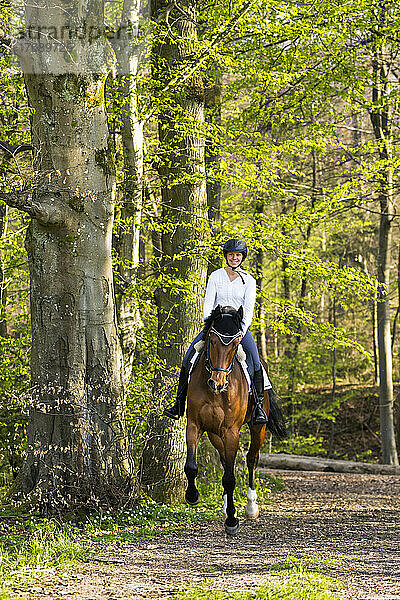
xmin=164 ymin=238 xmax=268 ymax=425
xmin=226 ymin=251 xmax=243 ymax=269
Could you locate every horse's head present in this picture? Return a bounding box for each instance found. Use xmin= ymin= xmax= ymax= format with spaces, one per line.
xmin=205 ymin=305 xmax=243 ymax=393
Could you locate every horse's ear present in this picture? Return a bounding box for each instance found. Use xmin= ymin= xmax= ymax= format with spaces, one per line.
xmin=237 ymin=305 xmax=244 ymax=322
xmin=215 ymin=304 xmax=222 ymax=318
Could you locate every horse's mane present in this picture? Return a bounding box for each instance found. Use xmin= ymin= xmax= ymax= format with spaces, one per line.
xmin=204 ymin=305 xmax=242 ymax=337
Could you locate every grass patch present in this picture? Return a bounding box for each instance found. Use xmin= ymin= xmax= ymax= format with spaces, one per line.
xmin=0 ymin=500 xmax=222 ymax=599
xmin=0 ymin=518 xmax=87 ymax=599
xmin=173 ymin=557 xmax=346 ymax=600
xmin=84 ymin=501 xmax=221 ymax=541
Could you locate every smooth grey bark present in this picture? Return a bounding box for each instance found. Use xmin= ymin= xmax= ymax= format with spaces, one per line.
xmin=391 ymin=244 xmax=400 ymax=350
xmin=112 ymin=0 xmax=144 ymax=380
xmin=375 ymin=190 xmax=398 ymax=464
xmin=372 ymin=296 xmax=379 ymax=385
xmin=204 ymin=67 xmax=222 ymax=277
xmin=141 ymin=0 xmax=208 ymax=503
xmin=369 ymin=34 xmax=399 ymax=465
xmin=5 ymin=0 xmax=130 ymax=509
xmin=328 ymin=292 xmax=337 ymax=458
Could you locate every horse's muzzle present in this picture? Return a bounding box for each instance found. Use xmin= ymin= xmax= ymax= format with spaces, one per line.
xmin=207 ymin=378 xmax=228 ymax=394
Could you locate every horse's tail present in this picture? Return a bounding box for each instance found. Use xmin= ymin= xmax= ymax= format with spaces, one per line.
xmin=267 ymin=385 xmax=287 ymax=440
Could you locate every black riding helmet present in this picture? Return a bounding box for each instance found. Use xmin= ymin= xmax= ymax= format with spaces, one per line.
xmin=223 ymin=239 xmax=248 ymax=268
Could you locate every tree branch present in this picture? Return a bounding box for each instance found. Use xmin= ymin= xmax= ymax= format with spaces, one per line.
xmin=0 ymin=141 xmax=33 ymax=160
xmin=0 ymin=188 xmax=80 ymax=230
xmin=143 ymin=0 xmax=257 ymax=121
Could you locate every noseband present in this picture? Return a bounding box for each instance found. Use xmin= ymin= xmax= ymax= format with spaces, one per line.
xmin=205 ymin=326 xmax=241 ymax=377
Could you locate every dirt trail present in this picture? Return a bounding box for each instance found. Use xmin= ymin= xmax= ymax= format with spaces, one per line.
xmin=34 ymin=471 xmax=400 ymax=599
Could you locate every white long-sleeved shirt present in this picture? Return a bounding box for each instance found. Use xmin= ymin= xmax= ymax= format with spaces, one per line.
xmin=202 ymin=268 xmax=257 ymax=334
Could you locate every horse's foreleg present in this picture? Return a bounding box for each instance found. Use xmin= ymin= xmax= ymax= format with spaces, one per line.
xmin=184 ymin=421 xmax=201 ymax=506
xmin=222 ymin=462 xmax=238 ymax=534
xmin=206 ymin=432 xmax=229 ymax=517
xmin=245 ymin=424 xmax=267 ymax=519
xmin=222 ymin=431 xmax=240 ymax=535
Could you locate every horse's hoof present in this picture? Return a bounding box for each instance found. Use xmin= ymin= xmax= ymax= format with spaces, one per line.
xmin=225 ymin=518 xmax=239 ymax=536
xmin=245 ymin=507 xmax=260 ymax=519
xmin=185 ymin=491 xmax=200 ymax=506
xmin=186 ymin=497 xmax=200 ymax=506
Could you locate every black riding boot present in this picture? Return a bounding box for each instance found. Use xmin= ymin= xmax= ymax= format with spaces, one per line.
xmin=164 ymin=366 xmax=189 ymax=420
xmin=251 ymin=368 xmax=268 ymax=425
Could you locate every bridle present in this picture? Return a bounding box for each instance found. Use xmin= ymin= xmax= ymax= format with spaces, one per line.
xmin=205 ymin=323 xmax=242 ymax=378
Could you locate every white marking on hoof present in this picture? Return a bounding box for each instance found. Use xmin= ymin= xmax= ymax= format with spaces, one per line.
xmin=245 ymin=487 xmax=259 ymax=519
xmin=225 ymin=520 xmax=239 ymax=536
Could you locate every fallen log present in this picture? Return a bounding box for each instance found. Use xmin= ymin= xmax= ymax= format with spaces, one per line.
xmin=258 ymin=453 xmax=400 ymax=475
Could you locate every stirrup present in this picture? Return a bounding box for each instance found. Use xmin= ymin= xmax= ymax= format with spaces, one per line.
xmin=163 ymin=402 xmax=183 ymax=420
xmin=251 ymin=402 xmax=268 ymax=426
xmin=164 ymin=407 xmax=180 ymax=420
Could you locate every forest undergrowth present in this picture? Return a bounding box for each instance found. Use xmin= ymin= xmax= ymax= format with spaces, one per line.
xmin=0 ymin=502 xmax=218 ymax=599
xmin=0 ymin=382 xmax=394 ymax=599
xmin=275 ymin=384 xmax=398 ymax=462
xmin=0 ymin=466 xmax=282 ymax=600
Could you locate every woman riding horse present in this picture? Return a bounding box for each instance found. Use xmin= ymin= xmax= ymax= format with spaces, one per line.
xmin=164 ymin=238 xmax=268 ymax=425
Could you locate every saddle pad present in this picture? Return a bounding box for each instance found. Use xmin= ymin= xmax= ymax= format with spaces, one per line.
xmin=236 ymin=345 xmax=272 ymax=392
xmin=188 ymin=341 xmax=272 ymax=392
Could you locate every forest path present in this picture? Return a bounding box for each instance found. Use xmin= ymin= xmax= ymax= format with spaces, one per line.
xmin=35 ymin=471 xmax=400 ymax=600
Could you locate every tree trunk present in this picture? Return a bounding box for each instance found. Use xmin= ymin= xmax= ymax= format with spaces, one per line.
xmin=9 ymin=0 xmax=130 ymax=510
xmin=376 ymin=192 xmax=398 ymax=464
xmin=113 ymin=0 xmax=144 ymax=380
xmin=141 ymin=0 xmax=208 ymax=503
xmin=204 ymin=67 xmax=222 ymax=277
xmin=391 ymin=244 xmax=400 ymax=350
xmin=0 ymin=203 xmax=7 ymax=337
xmin=372 ymin=293 xmax=379 ymax=385
xmin=369 ymin=35 xmax=399 ymax=465
xmin=258 ymin=453 xmax=400 ymax=475
xmin=328 ymin=291 xmax=337 ymax=458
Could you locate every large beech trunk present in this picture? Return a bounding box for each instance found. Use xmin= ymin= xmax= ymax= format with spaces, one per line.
xmin=9 ymin=0 xmax=129 ymax=510
xmin=113 ymin=0 xmax=144 ymax=380
xmin=141 ymin=0 xmax=208 ymax=503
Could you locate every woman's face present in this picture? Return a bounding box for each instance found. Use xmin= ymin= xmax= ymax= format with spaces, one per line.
xmin=226 ymin=252 xmax=243 ymax=269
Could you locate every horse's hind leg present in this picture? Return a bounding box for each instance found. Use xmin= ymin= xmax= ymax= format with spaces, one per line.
xmin=184 ymin=421 xmax=201 ymax=505
xmin=245 ymin=424 xmax=267 ymax=519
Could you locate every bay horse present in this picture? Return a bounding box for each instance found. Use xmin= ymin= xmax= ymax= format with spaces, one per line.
xmin=184 ymin=305 xmax=286 ymax=535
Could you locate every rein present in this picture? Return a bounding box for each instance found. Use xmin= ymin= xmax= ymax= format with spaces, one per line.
xmin=204 ymin=324 xmax=242 ymax=377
